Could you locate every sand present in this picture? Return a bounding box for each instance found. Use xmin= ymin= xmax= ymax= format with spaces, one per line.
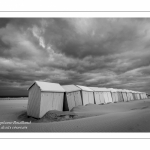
xmin=0 ymin=99 xmax=150 ymax=132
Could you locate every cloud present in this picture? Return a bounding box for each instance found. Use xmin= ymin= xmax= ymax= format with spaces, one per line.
xmin=0 ymin=18 xmax=150 ymax=96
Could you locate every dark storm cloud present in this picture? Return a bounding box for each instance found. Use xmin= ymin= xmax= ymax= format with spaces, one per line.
xmin=0 ymin=18 xmax=150 ymax=96
xmin=42 ymin=18 xmax=140 ymax=58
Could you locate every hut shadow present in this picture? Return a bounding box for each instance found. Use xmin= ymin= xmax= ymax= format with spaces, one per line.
xmin=18 ymin=110 xmax=78 ymax=123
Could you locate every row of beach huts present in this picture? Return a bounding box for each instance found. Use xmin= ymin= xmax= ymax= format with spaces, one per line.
xmin=27 ymin=81 xmax=148 ymax=118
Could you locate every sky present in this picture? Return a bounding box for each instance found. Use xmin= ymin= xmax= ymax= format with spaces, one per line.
xmin=0 ymin=18 xmax=150 ymax=96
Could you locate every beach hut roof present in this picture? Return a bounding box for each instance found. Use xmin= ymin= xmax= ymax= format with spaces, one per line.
xmin=104 ymin=88 xmax=112 ymax=92
xmin=113 ymin=89 xmax=121 ymax=92
xmin=118 ymin=89 xmax=124 ymax=92
xmin=117 ymin=89 xmax=124 ymax=92
xmin=89 ymin=87 xmax=109 ymax=92
xmin=28 ymin=81 xmax=65 ymax=92
xmin=109 ymin=88 xmax=118 ymax=92
xmin=89 ymin=87 xmax=111 ymax=92
xmin=122 ymin=89 xmax=129 ymax=92
xmin=62 ymin=85 xmax=81 ymax=92
xmin=76 ymin=85 xmax=93 ymax=92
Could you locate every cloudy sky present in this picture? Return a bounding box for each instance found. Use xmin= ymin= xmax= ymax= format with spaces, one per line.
xmin=0 ymin=18 xmax=150 ymax=96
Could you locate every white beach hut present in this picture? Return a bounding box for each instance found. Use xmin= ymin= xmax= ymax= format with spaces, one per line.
xmin=121 ymin=90 xmax=128 ymax=102
xmin=124 ymin=90 xmax=132 ymax=101
xmin=128 ymin=90 xmax=134 ymax=101
xmin=110 ymin=88 xmax=119 ymax=103
xmin=132 ymin=91 xmax=138 ymax=100
xmin=27 ymin=81 xmax=65 ymax=118
xmin=62 ymin=85 xmax=82 ymax=111
xmin=143 ymin=93 xmax=147 ymax=99
xmin=76 ymin=85 xmax=95 ymax=105
xmin=89 ymin=87 xmax=106 ymax=104
xmin=137 ymin=92 xmax=140 ymax=99
xmin=140 ymin=92 xmax=147 ymax=99
xmin=129 ymin=90 xmax=135 ymax=100
xmin=106 ymin=88 xmax=113 ymax=103
xmin=131 ymin=91 xmax=136 ymax=100
xmin=144 ymin=93 xmax=148 ymax=99
xmin=141 ymin=93 xmax=145 ymax=99
xmin=136 ymin=92 xmax=141 ymax=100
xmin=116 ymin=89 xmax=124 ymax=102
xmin=94 ymin=88 xmax=113 ymax=104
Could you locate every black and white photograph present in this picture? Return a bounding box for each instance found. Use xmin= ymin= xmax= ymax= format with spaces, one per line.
xmin=0 ymin=17 xmax=150 ymax=133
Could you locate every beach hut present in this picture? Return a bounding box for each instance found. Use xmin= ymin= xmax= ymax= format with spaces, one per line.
xmin=136 ymin=93 xmax=139 ymax=100
xmin=128 ymin=90 xmax=134 ymax=101
xmin=121 ymin=90 xmax=128 ymax=102
xmin=140 ymin=92 xmax=144 ymax=99
xmin=110 ymin=88 xmax=119 ymax=103
xmin=140 ymin=92 xmax=143 ymax=99
xmin=137 ymin=92 xmax=141 ymax=100
xmin=124 ymin=90 xmax=129 ymax=101
xmin=125 ymin=90 xmax=132 ymax=101
xmin=94 ymin=88 xmax=113 ymax=104
xmin=141 ymin=93 xmax=143 ymax=99
xmin=145 ymin=93 xmax=148 ymax=99
xmin=62 ymin=85 xmax=82 ymax=111
xmin=110 ymin=89 xmax=115 ymax=103
xmin=134 ymin=93 xmax=137 ymax=100
xmin=106 ymin=88 xmax=113 ymax=103
xmin=131 ymin=91 xmax=136 ymax=100
xmin=76 ymin=85 xmax=95 ymax=105
xmin=131 ymin=92 xmax=135 ymax=100
xmin=27 ymin=81 xmax=65 ymax=118
xmin=129 ymin=92 xmax=133 ymax=101
xmin=132 ymin=91 xmax=138 ymax=100
xmin=89 ymin=87 xmax=106 ymax=104
xmin=131 ymin=91 xmax=134 ymax=100
xmin=141 ymin=92 xmax=147 ymax=99
xmin=135 ymin=92 xmax=139 ymax=100
xmin=139 ymin=92 xmax=143 ymax=99
xmin=144 ymin=93 xmax=147 ymax=99
xmin=141 ymin=93 xmax=144 ymax=99
xmin=141 ymin=92 xmax=146 ymax=99
xmin=116 ymin=89 xmax=124 ymax=102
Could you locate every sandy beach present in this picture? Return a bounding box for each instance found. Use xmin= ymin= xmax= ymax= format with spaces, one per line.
xmin=0 ymin=98 xmax=150 ymax=132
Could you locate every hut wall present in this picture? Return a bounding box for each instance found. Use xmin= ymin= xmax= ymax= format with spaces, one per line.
xmin=27 ymin=84 xmax=41 ymax=118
